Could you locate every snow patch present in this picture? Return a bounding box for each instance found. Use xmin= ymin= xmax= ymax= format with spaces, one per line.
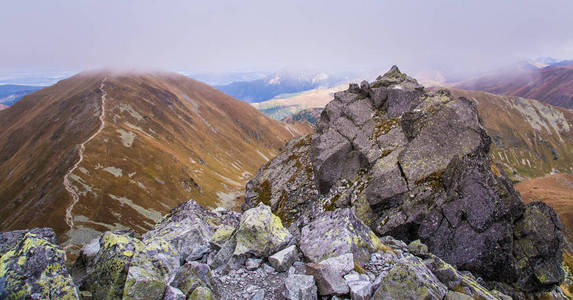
xmin=119 ymin=103 xmax=144 ymax=121
xmin=103 ymin=166 xmax=123 ymax=177
xmin=108 ymin=193 xmax=163 ymax=222
xmin=116 ymin=129 xmax=136 ymax=147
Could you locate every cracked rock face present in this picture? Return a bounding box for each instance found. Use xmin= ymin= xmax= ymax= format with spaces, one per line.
xmin=244 ymin=66 xmax=564 ymax=293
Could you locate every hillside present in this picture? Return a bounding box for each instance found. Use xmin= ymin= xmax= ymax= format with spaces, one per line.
xmin=454 ymin=62 xmax=573 ymax=109
xmin=0 ymin=70 xmax=310 ymax=254
xmin=516 ymin=173 xmax=573 ymax=243
xmin=447 ymin=88 xmax=573 ymax=180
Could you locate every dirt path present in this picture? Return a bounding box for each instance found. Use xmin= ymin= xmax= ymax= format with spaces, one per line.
xmin=63 ymin=78 xmax=108 ymax=230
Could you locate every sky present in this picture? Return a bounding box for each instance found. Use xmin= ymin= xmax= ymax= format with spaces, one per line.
xmin=1 ymin=0 xmax=573 ymax=78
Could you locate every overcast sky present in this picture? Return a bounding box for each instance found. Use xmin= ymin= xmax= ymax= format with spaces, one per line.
xmin=1 ymin=0 xmax=572 ymax=77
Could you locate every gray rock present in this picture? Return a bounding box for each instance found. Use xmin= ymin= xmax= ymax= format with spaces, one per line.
xmin=252 ymin=289 xmax=265 ymax=300
xmin=263 ymin=263 xmax=276 ymax=274
xmin=284 ymin=273 xmax=318 ymax=300
xmin=407 ymin=239 xmax=429 ymax=256
xmin=0 ymin=229 xmax=79 ymax=299
xmin=245 ymin=258 xmax=263 ymax=270
xmin=171 ymin=261 xmax=216 ymax=297
xmin=305 ymin=263 xmax=349 ymax=296
xmin=162 ymin=286 xmax=186 ymax=300
xmin=372 ymin=255 xmax=447 ymax=300
xmin=300 ymin=209 xmax=385 ymax=264
xmin=444 ymin=291 xmax=473 ymax=300
xmin=269 ymin=245 xmax=298 ymax=272
xmin=347 ymin=280 xmax=373 ymax=300
xmin=186 ymin=244 xmax=211 ymax=261
xmin=143 ymin=200 xmax=222 ymax=263
xmin=319 ymin=253 xmax=354 ymax=275
xmin=234 ymin=204 xmax=292 ymax=257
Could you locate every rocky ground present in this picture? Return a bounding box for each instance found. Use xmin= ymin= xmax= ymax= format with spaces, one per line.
xmin=0 ymin=66 xmax=569 ymax=299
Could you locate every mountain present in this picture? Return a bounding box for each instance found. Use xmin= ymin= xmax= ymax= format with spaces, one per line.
xmin=0 ymin=70 xmax=310 ymax=255
xmin=454 ymin=62 xmax=573 ymax=109
xmin=0 ymin=104 xmax=7 ymax=111
xmin=0 ymin=84 xmax=44 ymax=106
xmin=215 ymin=71 xmax=349 ymax=103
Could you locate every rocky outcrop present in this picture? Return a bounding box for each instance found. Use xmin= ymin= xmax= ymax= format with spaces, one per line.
xmin=244 ymin=66 xmax=565 ymax=293
xmin=0 ymin=228 xmax=78 ymax=299
xmin=3 ymin=197 xmax=552 ymax=299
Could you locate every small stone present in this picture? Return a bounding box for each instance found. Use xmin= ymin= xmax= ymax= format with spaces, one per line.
xmin=263 ymin=263 xmax=276 ymax=274
xmin=284 ymin=273 xmax=318 ymax=300
xmin=188 ymin=286 xmax=216 ymax=300
xmin=186 ymin=244 xmax=211 ymax=261
xmin=269 ymin=245 xmax=298 ymax=272
xmin=407 ymin=239 xmax=429 ymax=256
xmin=163 ymin=286 xmax=186 ymax=300
xmin=347 ymin=280 xmax=373 ymax=300
xmin=319 ymin=253 xmax=354 ymax=275
xmin=305 ymin=263 xmax=349 ymax=296
xmin=444 ymin=291 xmax=473 ymax=300
xmin=252 ymin=289 xmax=265 ymax=300
xmin=344 ymin=272 xmax=360 ymax=282
xmin=245 ymin=258 xmax=263 ymax=270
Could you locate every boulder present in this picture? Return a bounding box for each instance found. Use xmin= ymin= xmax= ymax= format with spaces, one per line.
xmin=284 ymin=273 xmax=318 ymax=300
xmin=269 ymin=245 xmax=298 ymax=272
xmin=300 ymin=209 xmax=387 ymax=264
xmin=0 ymin=229 xmax=79 ymax=299
xmin=143 ymin=200 xmax=216 ymax=263
xmin=80 ymin=231 xmax=144 ymax=299
xmin=122 ymin=239 xmax=179 ymax=300
xmin=233 ymin=204 xmax=292 ymax=257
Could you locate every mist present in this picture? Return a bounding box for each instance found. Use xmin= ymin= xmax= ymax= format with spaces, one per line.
xmin=1 ymin=0 xmax=572 ymax=78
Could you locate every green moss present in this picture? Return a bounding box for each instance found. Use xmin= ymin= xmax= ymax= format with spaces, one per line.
xmin=323 ymin=194 xmax=341 ymax=211
xmin=253 ymin=180 xmax=273 ymax=207
xmin=373 ymin=117 xmax=400 ymax=140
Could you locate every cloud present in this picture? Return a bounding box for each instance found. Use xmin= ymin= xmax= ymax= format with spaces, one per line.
xmin=1 ymin=0 xmax=572 ymax=77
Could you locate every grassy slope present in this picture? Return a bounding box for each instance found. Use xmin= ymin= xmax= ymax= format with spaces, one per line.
xmin=0 ymin=71 xmax=311 ymax=254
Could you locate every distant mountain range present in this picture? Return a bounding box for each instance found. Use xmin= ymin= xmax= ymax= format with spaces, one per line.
xmin=214 ymin=71 xmax=352 ymax=103
xmin=454 ymin=61 xmax=573 ymax=109
xmin=0 ymin=84 xmax=44 ymax=106
xmin=0 ymin=70 xmax=310 ymax=255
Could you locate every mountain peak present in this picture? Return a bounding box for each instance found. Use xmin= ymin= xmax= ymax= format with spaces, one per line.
xmin=374 ymin=65 xmax=421 ymax=90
